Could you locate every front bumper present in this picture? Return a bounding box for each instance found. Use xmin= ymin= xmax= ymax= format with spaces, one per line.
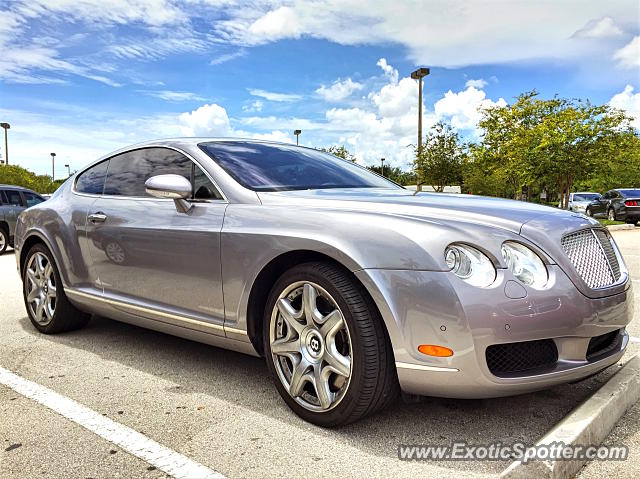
xmin=356 ymin=265 xmax=633 ymax=398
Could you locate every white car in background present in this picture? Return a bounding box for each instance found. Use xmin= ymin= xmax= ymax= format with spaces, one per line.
xmin=561 ymin=192 xmax=601 ymax=214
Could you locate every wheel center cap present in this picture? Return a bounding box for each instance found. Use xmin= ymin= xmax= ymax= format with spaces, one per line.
xmin=305 ymin=330 xmax=324 ymax=359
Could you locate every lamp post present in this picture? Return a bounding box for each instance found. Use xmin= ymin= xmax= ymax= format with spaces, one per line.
xmin=294 ymin=129 xmax=301 ymax=145
xmin=0 ymin=122 xmax=10 ymax=165
xmin=50 ymin=152 xmax=56 ymax=180
xmin=380 ymin=158 xmax=385 ymax=177
xmin=410 ymin=67 xmax=430 ymax=190
xmin=65 ymin=164 xmax=71 ymax=177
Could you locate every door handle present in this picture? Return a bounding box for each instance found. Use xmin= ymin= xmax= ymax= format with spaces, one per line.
xmin=88 ymin=212 xmax=107 ymax=223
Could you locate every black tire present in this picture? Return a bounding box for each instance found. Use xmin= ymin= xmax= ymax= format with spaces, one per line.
xmin=22 ymin=243 xmax=90 ymax=334
xmin=0 ymin=226 xmax=8 ymax=254
xmin=263 ymin=261 xmax=398 ymax=427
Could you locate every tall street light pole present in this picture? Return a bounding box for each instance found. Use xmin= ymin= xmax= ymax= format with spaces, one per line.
xmin=0 ymin=122 xmax=10 ymax=165
xmin=410 ymin=67 xmax=430 ymax=190
xmin=65 ymin=163 xmax=71 ymax=177
xmin=294 ymin=129 xmax=302 ymax=145
xmin=380 ymin=158 xmax=385 ymax=177
xmin=50 ymin=152 xmax=56 ymax=181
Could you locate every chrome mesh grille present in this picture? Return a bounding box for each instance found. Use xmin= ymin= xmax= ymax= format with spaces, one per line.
xmin=561 ymin=229 xmax=621 ymax=289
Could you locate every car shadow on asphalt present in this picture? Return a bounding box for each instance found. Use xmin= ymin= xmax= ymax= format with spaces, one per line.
xmin=18 ymin=314 xmax=620 ymax=473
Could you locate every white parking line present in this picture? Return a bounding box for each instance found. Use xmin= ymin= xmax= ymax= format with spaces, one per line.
xmin=630 ymin=337 xmax=640 ymax=344
xmin=0 ymin=366 xmax=223 ymax=479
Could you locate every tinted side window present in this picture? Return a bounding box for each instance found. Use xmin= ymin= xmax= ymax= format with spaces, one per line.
xmin=76 ymin=160 xmax=109 ymax=195
xmin=0 ymin=190 xmax=6 ymax=204
xmin=104 ymin=148 xmax=191 ymax=197
xmin=5 ymin=190 xmax=24 ymax=206
xmin=23 ymin=192 xmax=45 ymax=207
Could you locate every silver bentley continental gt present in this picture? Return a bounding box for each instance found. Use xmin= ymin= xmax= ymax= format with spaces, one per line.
xmin=14 ymin=139 xmax=633 ymax=426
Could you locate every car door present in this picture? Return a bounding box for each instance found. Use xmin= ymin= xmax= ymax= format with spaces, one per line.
xmin=3 ymin=189 xmax=26 ymax=236
xmin=611 ymin=191 xmax=624 ymax=216
xmin=592 ymin=192 xmax=609 ymax=217
xmin=85 ymin=147 xmax=227 ymax=333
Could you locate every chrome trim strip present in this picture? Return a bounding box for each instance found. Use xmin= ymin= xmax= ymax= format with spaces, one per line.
xmin=66 ymin=288 xmax=245 ymax=336
xmin=395 ymin=361 xmax=459 ymax=372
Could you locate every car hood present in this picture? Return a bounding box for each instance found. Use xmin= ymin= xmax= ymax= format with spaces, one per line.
xmin=258 ymin=188 xmax=582 ymax=234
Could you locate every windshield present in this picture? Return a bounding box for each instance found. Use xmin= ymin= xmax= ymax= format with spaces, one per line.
xmin=573 ymin=194 xmax=599 ymax=202
xmin=199 ymin=141 xmax=399 ymax=192
xmin=619 ymin=189 xmax=640 ymax=197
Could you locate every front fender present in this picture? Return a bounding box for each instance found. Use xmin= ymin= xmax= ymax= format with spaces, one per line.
xmin=219 ymin=204 xmax=525 ymax=335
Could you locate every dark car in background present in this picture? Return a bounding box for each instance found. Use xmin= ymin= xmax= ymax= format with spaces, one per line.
xmin=586 ymin=189 xmax=640 ymax=224
xmin=0 ymin=185 xmax=46 ymax=254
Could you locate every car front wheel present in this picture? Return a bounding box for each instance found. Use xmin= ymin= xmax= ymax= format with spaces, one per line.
xmin=608 ymin=208 xmax=617 ymax=221
xmin=263 ymin=262 xmax=398 ymax=426
xmin=23 ymin=243 xmax=90 ymax=333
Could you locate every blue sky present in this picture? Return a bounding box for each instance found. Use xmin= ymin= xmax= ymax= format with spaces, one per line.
xmin=0 ymin=0 xmax=639 ymax=177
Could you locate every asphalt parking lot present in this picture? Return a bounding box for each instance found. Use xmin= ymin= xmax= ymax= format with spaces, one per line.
xmin=1 ymin=229 xmax=639 ymax=479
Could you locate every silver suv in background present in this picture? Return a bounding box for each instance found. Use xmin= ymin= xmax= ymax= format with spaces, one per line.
xmin=0 ymin=185 xmax=46 ymax=254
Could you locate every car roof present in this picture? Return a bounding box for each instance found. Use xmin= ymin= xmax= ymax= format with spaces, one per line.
xmin=80 ymin=137 xmax=323 ymax=175
xmin=0 ymin=184 xmax=35 ymax=192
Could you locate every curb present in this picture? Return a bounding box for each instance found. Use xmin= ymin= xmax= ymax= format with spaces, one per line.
xmin=606 ymin=224 xmax=636 ymax=231
xmin=501 ymin=354 xmax=640 ymax=479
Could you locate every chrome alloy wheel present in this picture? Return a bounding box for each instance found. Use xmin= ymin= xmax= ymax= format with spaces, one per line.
xmin=270 ymin=281 xmax=353 ymax=412
xmin=0 ymin=231 xmax=6 ymax=251
xmin=25 ymin=252 xmax=57 ymax=325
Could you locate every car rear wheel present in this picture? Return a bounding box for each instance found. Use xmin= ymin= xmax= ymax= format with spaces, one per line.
xmin=0 ymin=226 xmax=8 ymax=254
xmin=263 ymin=262 xmax=398 ymax=427
xmin=608 ymin=208 xmax=617 ymax=221
xmin=23 ymin=243 xmax=90 ymax=334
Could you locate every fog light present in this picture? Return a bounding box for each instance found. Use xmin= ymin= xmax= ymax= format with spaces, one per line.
xmin=418 ymin=344 xmax=453 ymax=357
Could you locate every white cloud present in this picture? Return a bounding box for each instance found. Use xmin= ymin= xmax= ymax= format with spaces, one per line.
xmin=248 ymin=88 xmax=302 ymax=102
xmin=316 ymin=78 xmax=363 ymax=102
xmin=214 ymin=1 xmax=636 ymax=67
xmin=249 ymin=130 xmax=293 ymax=143
xmin=210 ymin=49 xmax=247 ymax=65
xmin=16 ymin=0 xmax=186 ymax=27
xmin=434 ymin=86 xmax=507 ymax=132
xmin=178 ymin=103 xmax=232 ymax=136
xmin=242 ymin=100 xmax=264 ymax=112
xmin=141 ymin=90 xmax=207 ymax=101
xmin=609 ymin=84 xmax=640 ymax=129
xmin=572 ymin=17 xmax=624 ymax=39
xmin=465 ymin=78 xmax=488 ymax=89
xmin=613 ymin=36 xmax=640 ymax=69
xmin=371 ymin=77 xmax=417 ymax=118
xmin=247 ymin=6 xmax=301 ymax=41
xmin=376 ymin=58 xmax=398 ymax=84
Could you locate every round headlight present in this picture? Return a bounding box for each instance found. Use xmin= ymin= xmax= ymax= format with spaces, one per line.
xmin=444 ymin=244 xmax=496 ymax=287
xmin=501 ymin=241 xmax=548 ymax=289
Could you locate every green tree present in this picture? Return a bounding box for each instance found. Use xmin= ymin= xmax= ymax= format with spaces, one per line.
xmin=320 ymin=145 xmax=357 ymax=162
xmin=0 ymin=165 xmax=62 ymax=193
xmin=367 ymin=165 xmax=416 ymax=186
xmin=415 ymin=122 xmax=464 ymax=192
xmin=471 ymin=91 xmax=638 ymax=205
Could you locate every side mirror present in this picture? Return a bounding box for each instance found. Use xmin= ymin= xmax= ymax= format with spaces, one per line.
xmin=145 ymin=174 xmax=193 ymax=213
